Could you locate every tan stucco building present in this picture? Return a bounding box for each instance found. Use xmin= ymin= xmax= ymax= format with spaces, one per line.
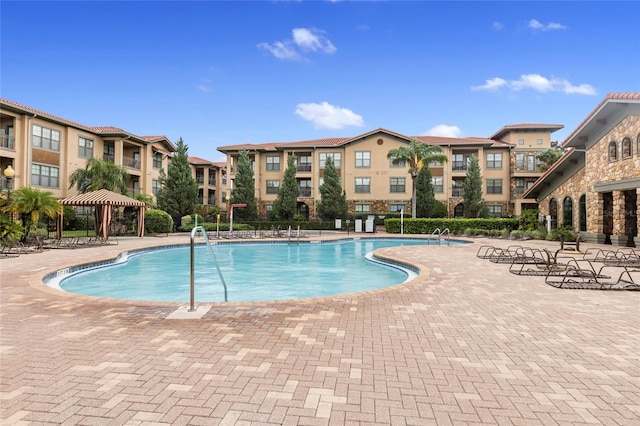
xmin=524 ymin=93 xmax=640 ymax=247
xmin=218 ymin=124 xmax=562 ymax=220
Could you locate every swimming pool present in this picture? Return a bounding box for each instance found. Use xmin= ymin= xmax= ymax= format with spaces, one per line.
xmin=47 ymin=238 xmax=459 ymax=302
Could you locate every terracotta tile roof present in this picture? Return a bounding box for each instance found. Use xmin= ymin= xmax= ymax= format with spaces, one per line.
xmin=0 ymin=98 xmax=174 ymax=148
xmin=189 ymin=156 xmax=215 ymax=165
xmin=489 ymin=123 xmax=564 ymax=140
xmin=213 ymin=162 xmax=227 ymax=169
xmin=561 ymin=92 xmax=640 ymax=146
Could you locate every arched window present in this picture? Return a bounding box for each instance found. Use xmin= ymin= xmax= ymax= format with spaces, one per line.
xmin=608 ymin=141 xmax=618 ymax=161
xmin=549 ymin=198 xmax=558 ymax=230
xmin=622 ymin=136 xmax=632 ymax=158
xmin=563 ymin=196 xmax=573 ymax=229
xmin=579 ymin=194 xmax=587 ymax=232
xmin=454 ymin=203 xmax=464 ymax=218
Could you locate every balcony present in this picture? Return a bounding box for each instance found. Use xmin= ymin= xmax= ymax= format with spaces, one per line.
xmin=452 ymin=187 xmax=464 ymax=197
xmin=103 ymin=154 xmax=115 ymax=163
xmin=298 ymin=187 xmax=312 ymax=197
xmin=296 ymin=164 xmax=312 ymax=173
xmin=196 ymin=175 xmax=204 ymax=184
xmin=208 ymin=177 xmax=216 ymax=185
xmin=452 ymin=161 xmax=467 ymax=171
xmin=123 ymin=156 xmax=140 ymax=170
xmin=0 ymin=135 xmax=15 ymax=150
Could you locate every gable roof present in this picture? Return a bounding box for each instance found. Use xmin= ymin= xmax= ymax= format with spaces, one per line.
xmin=217 ymin=127 xmax=515 ymax=153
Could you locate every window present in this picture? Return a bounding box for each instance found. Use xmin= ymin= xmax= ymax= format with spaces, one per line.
xmin=487 ymin=205 xmax=502 ymax=217
xmin=452 ymin=154 xmax=465 ymax=170
xmin=486 ymin=179 xmax=502 ymax=194
xmin=579 ymin=194 xmax=587 ymax=232
xmin=389 ymin=177 xmax=405 ymax=193
xmin=432 ymin=177 xmax=443 ymax=193
xmin=355 ymin=177 xmax=370 ymax=193
xmin=319 ymin=153 xmax=341 ymax=168
xmin=32 ymin=125 xmax=60 ymax=151
xmin=515 ymin=178 xmax=526 ymax=195
xmin=355 ymin=151 xmax=370 ymax=167
xmin=265 ymin=204 xmax=273 ymax=214
xmin=297 ymin=155 xmax=311 ymax=172
xmin=537 ymin=139 xmax=543 ymax=145
xmin=549 ymin=198 xmax=558 ymax=230
xmin=266 ymin=180 xmax=280 ymax=194
xmin=266 ymin=156 xmax=280 ymax=171
xmin=622 ymin=137 xmax=632 ymax=158
xmin=390 ymin=158 xmax=406 ymax=168
xmin=563 ymin=196 xmax=573 ymax=229
xmin=452 ymin=179 xmax=464 ymax=197
xmin=608 ymin=141 xmax=618 ymax=161
xmin=78 ymin=137 xmax=93 ymax=158
xmin=152 ymin=179 xmax=160 ymax=196
xmin=428 ymin=159 xmax=442 ymax=167
xmin=518 ymin=139 xmax=524 ymax=145
xmin=31 ymin=163 xmax=59 ymax=188
xmin=527 ymin=155 xmax=536 ymax=171
xmin=153 ymin=152 xmax=162 ymax=169
xmin=355 ymin=203 xmax=371 ymax=213
xmin=104 ymin=144 xmax=115 ymax=162
xmin=298 ymin=179 xmax=311 ymax=197
xmin=516 ymin=153 xmax=524 ymax=168
xmin=486 ymin=153 xmax=502 ymax=169
xmin=390 ymin=203 xmax=406 ymax=213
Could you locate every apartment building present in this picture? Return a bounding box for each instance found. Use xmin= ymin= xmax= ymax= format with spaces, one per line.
xmin=524 ymin=93 xmax=640 ymax=247
xmin=218 ymin=124 xmax=563 ymax=220
xmin=0 ymin=99 xmax=177 ymax=201
xmin=188 ymin=156 xmax=227 ymax=209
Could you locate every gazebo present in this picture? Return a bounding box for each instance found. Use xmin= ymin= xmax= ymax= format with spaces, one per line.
xmin=58 ymin=189 xmax=146 ymax=239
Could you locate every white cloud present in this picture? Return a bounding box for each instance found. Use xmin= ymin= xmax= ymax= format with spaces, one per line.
xmin=424 ymin=125 xmax=462 ymax=138
xmin=295 ymin=102 xmax=364 ymax=130
xmin=258 ymin=27 xmax=336 ymax=61
xmin=492 ymin=21 xmax=504 ymax=31
xmin=529 ymin=19 xmax=567 ymax=31
xmin=257 ymin=41 xmax=301 ymax=61
xmin=292 ymin=28 xmax=336 ymax=53
xmin=471 ymin=77 xmax=507 ymax=91
xmin=472 ymin=74 xmax=596 ymax=95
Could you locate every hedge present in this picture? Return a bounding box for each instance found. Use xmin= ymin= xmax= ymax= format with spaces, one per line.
xmin=384 ymin=218 xmax=519 ymax=234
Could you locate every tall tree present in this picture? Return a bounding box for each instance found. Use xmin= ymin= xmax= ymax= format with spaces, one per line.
xmin=415 ymin=165 xmax=436 ymax=218
xmin=68 ymin=158 xmax=129 ymax=194
xmin=387 ymin=138 xmax=447 ymax=218
xmin=462 ymin=154 xmax=488 ymax=218
xmin=3 ymin=187 xmax=62 ymax=237
xmin=228 ymin=149 xmax=257 ymax=221
xmin=272 ymin=154 xmax=299 ymax=220
xmin=317 ymin=155 xmax=347 ymax=220
xmin=537 ymin=147 xmax=564 ymax=172
xmin=156 ymin=138 xmax=199 ymax=222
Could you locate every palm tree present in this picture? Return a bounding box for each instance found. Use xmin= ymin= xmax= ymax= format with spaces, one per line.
xmin=4 ymin=186 xmax=62 ymax=237
xmin=387 ymin=138 xmax=448 ymax=218
xmin=69 ymin=158 xmax=129 ymax=194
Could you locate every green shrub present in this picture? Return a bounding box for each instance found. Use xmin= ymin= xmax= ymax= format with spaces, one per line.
xmin=145 ymin=209 xmax=173 ymax=234
xmin=384 ymin=218 xmax=518 ymax=235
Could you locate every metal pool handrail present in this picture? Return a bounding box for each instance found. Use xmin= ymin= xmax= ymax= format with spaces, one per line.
xmin=430 ymin=228 xmax=451 ymax=245
xmin=190 ymin=226 xmax=228 ymax=310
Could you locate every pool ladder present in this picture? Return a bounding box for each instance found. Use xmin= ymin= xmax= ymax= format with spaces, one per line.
xmin=430 ymin=228 xmax=451 ymax=245
xmin=190 ymin=226 xmax=228 ymax=310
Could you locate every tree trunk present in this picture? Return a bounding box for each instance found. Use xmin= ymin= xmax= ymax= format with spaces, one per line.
xmin=411 ymin=174 xmax=418 ymax=218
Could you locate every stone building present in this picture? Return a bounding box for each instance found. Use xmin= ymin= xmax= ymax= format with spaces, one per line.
xmin=524 ymin=93 xmax=640 ymax=247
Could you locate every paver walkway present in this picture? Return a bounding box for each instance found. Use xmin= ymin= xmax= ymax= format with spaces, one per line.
xmin=1 ymin=234 xmax=639 ymax=425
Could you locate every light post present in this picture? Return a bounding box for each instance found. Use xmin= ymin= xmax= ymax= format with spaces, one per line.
xmin=3 ymin=165 xmax=15 ymax=202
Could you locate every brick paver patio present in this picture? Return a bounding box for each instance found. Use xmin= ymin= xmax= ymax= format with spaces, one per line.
xmin=1 ymin=234 xmax=639 ymax=425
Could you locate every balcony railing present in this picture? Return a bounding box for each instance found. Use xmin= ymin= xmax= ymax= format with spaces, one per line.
xmin=297 ymin=164 xmax=312 ymax=172
xmin=103 ymin=154 xmax=115 ymax=163
xmin=123 ymin=156 xmax=140 ymax=170
xmin=452 ymin=161 xmax=467 ymax=171
xmin=452 ymin=188 xmax=464 ymax=197
xmin=0 ymin=135 xmax=15 ymax=150
xmin=207 ymin=198 xmax=216 ymax=205
xmin=196 ymin=176 xmax=204 ymax=184
xmin=299 ymin=187 xmax=312 ymax=197
xmin=208 ymin=177 xmax=216 ymax=185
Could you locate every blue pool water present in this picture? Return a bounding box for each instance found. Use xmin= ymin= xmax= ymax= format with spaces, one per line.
xmin=50 ymin=238 xmax=455 ymax=302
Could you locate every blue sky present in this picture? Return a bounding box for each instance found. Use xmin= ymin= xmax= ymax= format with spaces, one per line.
xmin=2 ymin=1 xmax=639 ymax=161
